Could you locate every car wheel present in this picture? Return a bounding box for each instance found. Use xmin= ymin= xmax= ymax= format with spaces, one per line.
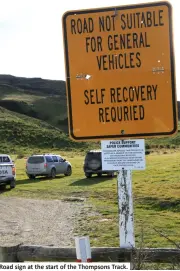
xmin=64 ymin=166 xmax=72 ymax=176
xmin=97 ymin=173 xmax=102 ymax=177
xmin=50 ymin=168 xmax=56 ymax=179
xmin=85 ymin=173 xmax=92 ymax=178
xmin=10 ymin=179 xmax=16 ymax=189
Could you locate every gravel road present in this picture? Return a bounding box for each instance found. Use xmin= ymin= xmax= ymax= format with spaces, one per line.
xmin=0 ymin=197 xmax=85 ymax=247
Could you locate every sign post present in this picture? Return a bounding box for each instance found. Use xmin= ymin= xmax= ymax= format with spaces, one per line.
xmin=101 ymin=139 xmax=145 ymax=247
xmin=63 ymin=2 xmax=177 ymax=141
xmin=118 ymin=170 xmax=135 ymax=248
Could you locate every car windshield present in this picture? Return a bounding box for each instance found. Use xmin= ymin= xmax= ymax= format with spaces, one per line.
xmin=28 ymin=156 xmax=44 ymax=164
xmin=0 ymin=156 xmax=10 ymax=163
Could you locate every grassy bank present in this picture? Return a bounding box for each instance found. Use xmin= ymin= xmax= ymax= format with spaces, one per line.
xmin=0 ymin=107 xmax=99 ymax=154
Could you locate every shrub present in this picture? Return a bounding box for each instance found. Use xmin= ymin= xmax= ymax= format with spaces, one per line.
xmin=16 ymin=153 xmax=24 ymax=159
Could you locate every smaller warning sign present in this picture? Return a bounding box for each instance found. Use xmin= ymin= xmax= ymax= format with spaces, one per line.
xmin=101 ymin=139 xmax=145 ymax=170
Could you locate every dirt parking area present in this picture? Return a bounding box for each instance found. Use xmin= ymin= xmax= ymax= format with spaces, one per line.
xmin=0 ymin=197 xmax=85 ymax=247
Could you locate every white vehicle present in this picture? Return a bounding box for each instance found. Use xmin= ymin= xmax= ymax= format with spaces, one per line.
xmin=26 ymin=154 xmax=72 ymax=179
xmin=0 ymin=154 xmax=16 ymax=189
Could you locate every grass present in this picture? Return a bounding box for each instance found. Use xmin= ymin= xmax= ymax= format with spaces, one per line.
xmin=0 ymin=82 xmax=67 ymax=130
xmin=0 ymin=107 xmax=99 ymax=154
xmin=1 ymin=150 xmax=180 ymax=249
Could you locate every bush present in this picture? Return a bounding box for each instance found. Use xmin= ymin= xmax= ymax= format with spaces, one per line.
xmin=145 ymin=144 xmax=150 ymax=149
xmin=151 ymin=144 xmax=159 ymax=149
xmin=16 ymin=153 xmax=24 ymax=159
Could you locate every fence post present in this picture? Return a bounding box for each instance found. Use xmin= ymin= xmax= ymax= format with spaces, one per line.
xmin=75 ymin=236 xmax=92 ymax=262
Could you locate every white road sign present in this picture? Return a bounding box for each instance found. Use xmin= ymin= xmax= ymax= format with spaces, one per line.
xmin=101 ymin=139 xmax=145 ymax=170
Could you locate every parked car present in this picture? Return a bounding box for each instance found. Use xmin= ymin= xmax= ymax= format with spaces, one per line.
xmin=26 ymin=154 xmax=72 ymax=179
xmin=83 ymin=150 xmax=115 ymax=178
xmin=0 ymin=154 xmax=16 ymax=188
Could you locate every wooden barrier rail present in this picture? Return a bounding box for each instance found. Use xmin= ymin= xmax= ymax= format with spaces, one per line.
xmin=0 ymin=245 xmax=179 ymax=263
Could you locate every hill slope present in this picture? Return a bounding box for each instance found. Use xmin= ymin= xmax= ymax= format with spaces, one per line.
xmin=0 ymin=74 xmax=68 ymax=132
xmin=0 ymin=106 xmax=98 ymax=154
xmin=0 ymin=74 xmax=65 ymax=95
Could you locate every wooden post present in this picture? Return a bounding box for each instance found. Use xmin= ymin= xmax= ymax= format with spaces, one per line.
xmin=118 ymin=169 xmax=135 ymax=248
xmin=117 ymin=169 xmax=135 ymax=266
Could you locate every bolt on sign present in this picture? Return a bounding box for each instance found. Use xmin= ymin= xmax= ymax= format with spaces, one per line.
xmin=62 ymin=2 xmax=177 ymax=141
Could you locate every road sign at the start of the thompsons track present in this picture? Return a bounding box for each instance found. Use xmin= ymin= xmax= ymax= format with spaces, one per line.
xmin=62 ymin=1 xmax=177 ymax=141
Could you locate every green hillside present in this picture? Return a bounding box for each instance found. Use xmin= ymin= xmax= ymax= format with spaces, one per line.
xmin=146 ymin=129 xmax=180 ymax=148
xmin=0 ymin=107 xmax=98 ymax=154
xmin=0 ymin=75 xmax=68 ymax=132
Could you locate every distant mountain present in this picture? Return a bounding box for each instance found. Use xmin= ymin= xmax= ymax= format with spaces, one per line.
xmin=0 ymin=74 xmax=68 ymax=132
xmin=0 ymin=74 xmax=65 ymax=96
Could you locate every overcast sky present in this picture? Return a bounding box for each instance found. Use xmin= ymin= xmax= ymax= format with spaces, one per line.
xmin=0 ymin=0 xmax=180 ymax=100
